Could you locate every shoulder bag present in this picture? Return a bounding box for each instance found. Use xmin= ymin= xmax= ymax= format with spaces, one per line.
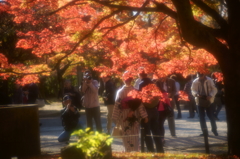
xmin=111 ymin=123 xmax=122 ymax=139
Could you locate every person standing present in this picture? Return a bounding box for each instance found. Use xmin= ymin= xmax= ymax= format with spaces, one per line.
xmin=157 ymin=88 xmax=172 ymax=144
xmin=184 ymin=75 xmax=197 ymax=118
xmin=80 ymin=71 xmax=102 ymax=132
xmin=191 ymin=72 xmax=218 ymax=136
xmin=58 ymin=95 xmax=81 ymax=142
xmin=12 ymin=84 xmax=23 ymax=104
xmin=170 ymin=75 xmax=182 ymax=119
xmin=62 ymin=80 xmax=81 ymax=110
xmin=156 ymin=76 xmax=177 ymax=137
xmin=112 ymin=71 xmax=148 ymax=152
xmin=102 ymin=75 xmax=116 ymax=134
xmin=28 ymin=83 xmax=38 ymax=104
xmin=138 ymin=71 xmax=164 ymax=153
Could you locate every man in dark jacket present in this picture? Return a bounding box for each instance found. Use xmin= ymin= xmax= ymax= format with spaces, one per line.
xmin=138 ymin=71 xmax=164 ymax=153
xmin=58 ymin=95 xmax=81 ymax=142
xmin=156 ymin=77 xmax=177 ymax=137
xmin=102 ymin=75 xmax=116 ymax=134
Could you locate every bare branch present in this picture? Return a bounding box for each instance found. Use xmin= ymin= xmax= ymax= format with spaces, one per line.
xmin=100 ymin=0 xmax=151 ymax=36
xmin=0 ymin=70 xmax=51 ymax=75
xmin=93 ymin=0 xmax=177 ymax=19
xmin=47 ymin=0 xmax=86 ymax=15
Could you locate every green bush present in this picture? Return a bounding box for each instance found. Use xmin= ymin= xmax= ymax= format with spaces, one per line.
xmin=69 ymin=128 xmax=113 ymax=159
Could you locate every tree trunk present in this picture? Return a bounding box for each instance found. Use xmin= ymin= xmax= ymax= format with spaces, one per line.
xmin=220 ymin=55 xmax=240 ymax=156
xmin=56 ymin=68 xmax=64 ymax=99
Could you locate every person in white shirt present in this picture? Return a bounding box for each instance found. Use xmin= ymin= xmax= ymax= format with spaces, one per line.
xmin=191 ymin=72 xmax=218 ymax=136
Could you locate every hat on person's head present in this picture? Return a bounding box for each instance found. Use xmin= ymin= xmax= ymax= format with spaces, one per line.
xmin=63 ymin=95 xmax=71 ymax=101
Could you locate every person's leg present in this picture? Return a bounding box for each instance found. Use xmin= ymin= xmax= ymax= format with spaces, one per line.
xmin=158 ymin=111 xmax=167 ymax=141
xmin=167 ymin=116 xmax=176 ymax=136
xmin=150 ymin=109 xmax=164 ymax=153
xmin=141 ymin=110 xmax=154 ymax=152
xmin=206 ymin=104 xmax=218 ymax=135
xmin=215 ymin=104 xmax=223 ymax=117
xmin=123 ymin=123 xmax=140 ymax=152
xmin=168 ymin=99 xmax=176 ymax=136
xmin=76 ymin=120 xmax=84 ymax=130
xmin=214 ymin=97 xmax=223 ymax=119
xmin=175 ymin=95 xmax=182 ymax=119
xmin=198 ymin=106 xmax=208 ymax=134
xmin=106 ymin=104 xmax=114 ymax=133
xmin=93 ymin=106 xmax=102 ymax=132
xmin=188 ymin=99 xmax=195 ymax=118
xmin=58 ymin=130 xmax=71 ymax=142
xmin=85 ymin=108 xmax=93 ymax=131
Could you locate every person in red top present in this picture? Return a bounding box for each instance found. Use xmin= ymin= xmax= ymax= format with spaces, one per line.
xmin=157 ymin=88 xmax=172 ymax=144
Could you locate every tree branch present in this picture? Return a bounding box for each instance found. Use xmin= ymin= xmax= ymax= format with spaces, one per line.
xmin=93 ymin=0 xmax=177 ymax=19
xmin=171 ymin=0 xmax=228 ymax=59
xmin=0 ymin=70 xmax=51 ymax=75
xmin=47 ymin=0 xmax=85 ymax=15
xmin=53 ymin=9 xmax=122 ymax=70
xmin=191 ymin=0 xmax=228 ymax=30
xmin=101 ymin=0 xmax=151 ymax=36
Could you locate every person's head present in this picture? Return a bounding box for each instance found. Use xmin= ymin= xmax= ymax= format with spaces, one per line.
xmin=102 ymin=75 xmax=111 ymax=83
xmin=186 ymin=75 xmax=192 ymax=81
xmin=64 ymin=80 xmax=71 ymax=88
xmin=62 ymin=95 xmax=71 ymax=106
xmin=84 ymin=70 xmax=92 ymax=77
xmin=197 ymin=72 xmax=206 ymax=81
xmin=122 ymin=71 xmax=133 ymax=86
xmin=139 ymin=72 xmax=148 ymax=79
xmin=159 ymin=76 xmax=167 ymax=82
xmin=138 ymin=67 xmax=147 ymax=79
xmin=170 ymin=74 xmax=177 ymax=81
xmin=84 ymin=72 xmax=92 ymax=81
xmin=211 ymin=72 xmax=216 ymax=79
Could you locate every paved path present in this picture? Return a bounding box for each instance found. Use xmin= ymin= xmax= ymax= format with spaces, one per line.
xmin=39 ymin=102 xmax=228 ymax=155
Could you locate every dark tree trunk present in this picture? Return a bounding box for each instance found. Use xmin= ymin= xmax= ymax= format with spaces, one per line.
xmin=219 ymin=54 xmax=240 ymax=156
xmin=57 ymin=68 xmax=64 ymax=99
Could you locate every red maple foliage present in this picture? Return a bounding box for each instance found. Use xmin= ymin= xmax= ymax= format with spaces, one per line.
xmin=0 ymin=0 xmax=219 ymax=85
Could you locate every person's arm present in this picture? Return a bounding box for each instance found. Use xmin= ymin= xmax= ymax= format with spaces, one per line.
xmin=183 ymin=83 xmax=187 ymax=93
xmin=80 ymin=81 xmax=88 ymax=94
xmin=88 ymin=80 xmax=98 ymax=93
xmin=171 ymin=80 xmax=177 ymax=96
xmin=208 ymin=79 xmax=217 ymax=98
xmin=138 ymin=103 xmax=148 ymax=123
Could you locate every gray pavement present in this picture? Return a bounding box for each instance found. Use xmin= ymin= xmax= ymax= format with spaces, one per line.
xmin=39 ymin=102 xmax=228 ymax=155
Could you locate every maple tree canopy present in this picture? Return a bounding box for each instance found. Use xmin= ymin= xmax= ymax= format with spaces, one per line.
xmin=0 ymin=0 xmax=219 ymax=85
xmin=3 ymin=0 xmax=240 ymax=156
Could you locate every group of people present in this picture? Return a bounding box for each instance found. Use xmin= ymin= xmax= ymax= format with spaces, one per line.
xmin=11 ymin=83 xmax=39 ymax=104
xmin=58 ymin=69 xmax=224 ymax=153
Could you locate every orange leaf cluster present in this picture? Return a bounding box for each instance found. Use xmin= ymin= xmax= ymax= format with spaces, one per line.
xmin=127 ymin=84 xmax=163 ymax=103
